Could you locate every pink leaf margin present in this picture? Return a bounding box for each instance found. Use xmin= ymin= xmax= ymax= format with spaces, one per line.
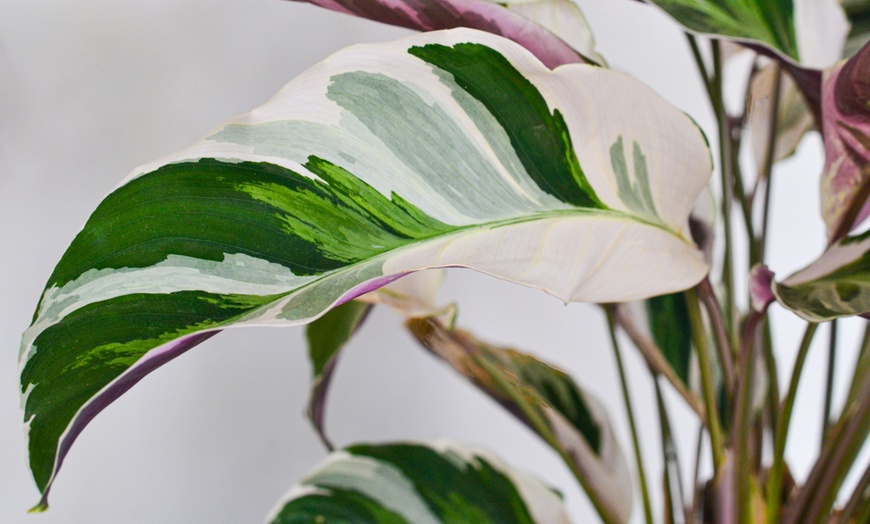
xmin=290 ymin=0 xmax=588 ymax=68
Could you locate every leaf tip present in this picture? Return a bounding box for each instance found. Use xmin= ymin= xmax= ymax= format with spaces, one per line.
xmin=28 ymin=500 xmax=49 ymax=513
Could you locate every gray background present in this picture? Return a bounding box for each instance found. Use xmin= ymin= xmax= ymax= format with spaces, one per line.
xmin=0 ymin=0 xmax=865 ymax=522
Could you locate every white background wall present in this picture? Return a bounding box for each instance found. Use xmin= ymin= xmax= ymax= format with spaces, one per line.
xmin=0 ymin=1 xmax=866 ymax=522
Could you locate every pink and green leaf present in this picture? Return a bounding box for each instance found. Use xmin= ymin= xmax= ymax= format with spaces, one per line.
xmin=772 ymin=231 xmax=870 ymax=321
xmin=821 ymin=39 xmax=870 ymax=241
xmin=291 ymin=0 xmax=592 ymax=67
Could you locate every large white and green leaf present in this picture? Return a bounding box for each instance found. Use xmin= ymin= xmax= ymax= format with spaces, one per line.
xmin=20 ymin=28 xmax=710 ymax=507
xmin=643 ymin=0 xmax=848 ymax=69
xmin=291 ymin=0 xmax=593 ymax=66
xmin=408 ymin=318 xmax=632 ymax=523
xmin=821 ymin=39 xmax=870 ymax=241
xmin=267 ymin=440 xmax=570 ymax=523
xmin=772 ymin=230 xmax=870 ymax=321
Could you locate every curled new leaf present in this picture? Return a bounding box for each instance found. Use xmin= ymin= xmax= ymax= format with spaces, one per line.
xmin=821 ymin=39 xmax=870 ymax=241
xmin=20 ymin=29 xmax=710 ymax=506
xmin=267 ymin=440 xmax=571 ymax=524
xmin=408 ymin=318 xmax=632 ymax=524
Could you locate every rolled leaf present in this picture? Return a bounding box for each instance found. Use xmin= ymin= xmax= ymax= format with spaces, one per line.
xmin=266 ymin=440 xmax=570 ymax=524
xmin=305 ymin=300 xmax=372 ymax=450
xmin=821 ymin=39 xmax=870 ymax=241
xmin=290 ymin=0 xmax=589 ymax=67
xmin=20 ymin=28 xmax=710 ymax=506
xmin=772 ymin=231 xmax=870 ymax=321
xmin=643 ymin=0 xmax=848 ymax=69
xmin=408 ymin=318 xmax=632 ymax=524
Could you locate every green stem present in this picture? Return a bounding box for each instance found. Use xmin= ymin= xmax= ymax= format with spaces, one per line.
xmin=605 ymin=306 xmax=654 ymax=524
xmin=750 ymin=65 xmax=782 ymax=265
xmin=685 ymin=288 xmax=725 ymax=471
xmin=822 ymin=320 xmax=838 ymax=447
xmin=710 ymin=40 xmax=737 ymax=347
xmin=733 ymin=310 xmax=766 ymax=524
xmin=698 ymin=277 xmax=736 ymax=392
xmin=686 ymin=34 xmax=714 ymax=101
xmin=756 ymin=64 xmax=783 ymax=263
xmin=766 ymin=322 xmax=820 ymax=523
xmin=839 ymin=462 xmax=870 ymax=524
xmin=690 ymin=425 xmax=705 ymax=524
xmin=761 ymin=319 xmax=780 ymax=443
xmin=656 ymin=379 xmax=686 ymax=524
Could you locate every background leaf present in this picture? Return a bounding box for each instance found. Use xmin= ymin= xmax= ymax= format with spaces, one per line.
xmin=267 ymin=440 xmax=571 ymax=524
xmin=407 ymin=318 xmax=632 ymax=524
xmin=644 ymin=293 xmax=692 ymax=384
xmin=643 ymin=0 xmax=847 ymax=68
xmin=747 ymin=62 xmax=814 ymax=167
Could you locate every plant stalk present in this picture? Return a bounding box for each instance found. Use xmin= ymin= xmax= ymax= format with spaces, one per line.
xmin=613 ymin=305 xmax=707 ymax=422
xmin=766 ymin=322 xmax=819 ymax=523
xmin=822 ymin=320 xmax=839 ymax=446
xmin=732 ymin=310 xmax=766 ymax=524
xmin=656 ymin=379 xmax=686 ymax=524
xmin=685 ymin=287 xmax=725 ymax=472
xmin=606 ymin=306 xmax=655 ymax=524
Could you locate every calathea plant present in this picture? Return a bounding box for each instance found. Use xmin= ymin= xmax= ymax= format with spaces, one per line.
xmin=17 ymin=0 xmax=870 ymax=523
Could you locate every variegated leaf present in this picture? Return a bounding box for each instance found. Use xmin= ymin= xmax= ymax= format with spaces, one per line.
xmin=290 ymin=0 xmax=589 ymax=67
xmin=644 ymin=0 xmax=848 ymax=69
xmin=821 ymin=39 xmax=870 ymax=241
xmin=20 ymin=28 xmax=710 ymax=507
xmin=408 ymin=318 xmax=632 ymax=524
xmin=772 ymin=231 xmax=870 ymax=321
xmin=267 ymin=440 xmax=570 ymax=524
xmin=487 ymin=0 xmax=603 ymax=65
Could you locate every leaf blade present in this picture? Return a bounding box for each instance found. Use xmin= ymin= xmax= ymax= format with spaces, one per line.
xmin=267 ymin=440 xmax=570 ymax=524
xmin=21 ymin=28 xmax=710 ymax=504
